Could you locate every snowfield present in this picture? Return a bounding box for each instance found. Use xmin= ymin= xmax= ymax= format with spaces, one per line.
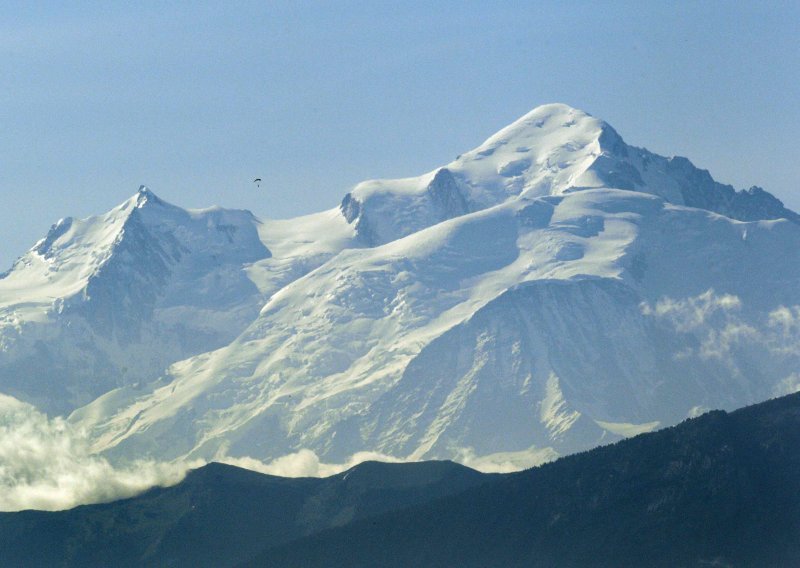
xmin=2 ymin=103 xmax=799 ymax=472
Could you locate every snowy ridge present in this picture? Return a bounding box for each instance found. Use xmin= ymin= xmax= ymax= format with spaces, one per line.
xmin=340 ymin=103 xmax=798 ymax=246
xmin=1 ymin=104 xmax=799 ymax=473
xmin=0 ymin=187 xmax=271 ymax=413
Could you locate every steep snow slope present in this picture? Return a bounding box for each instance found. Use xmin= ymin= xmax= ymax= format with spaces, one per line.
xmin=0 ymin=188 xmax=273 ymax=413
xmin=74 ymin=188 xmax=800 ymax=467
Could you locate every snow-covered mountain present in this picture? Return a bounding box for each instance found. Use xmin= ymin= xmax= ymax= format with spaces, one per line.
xmin=0 ymin=188 xmax=272 ymax=413
xmin=340 ymin=104 xmax=798 ymax=246
xmin=3 ymin=104 xmax=799 ymax=471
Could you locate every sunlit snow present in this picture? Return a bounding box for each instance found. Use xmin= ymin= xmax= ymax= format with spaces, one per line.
xmin=1 ymin=104 xmax=799 ymax=495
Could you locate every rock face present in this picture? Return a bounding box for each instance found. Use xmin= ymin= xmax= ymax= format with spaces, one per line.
xmin=2 ymin=104 xmax=799 ymax=471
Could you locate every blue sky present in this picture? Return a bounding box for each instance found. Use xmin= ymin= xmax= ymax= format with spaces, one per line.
xmin=2 ymin=1 xmax=798 ymax=268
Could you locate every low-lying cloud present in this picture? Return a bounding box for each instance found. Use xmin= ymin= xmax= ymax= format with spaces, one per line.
xmin=218 ymin=445 xmax=559 ymax=478
xmin=0 ymin=394 xmax=195 ymax=512
xmin=219 ymin=450 xmax=404 ymax=478
xmin=0 ymin=397 xmax=407 ymax=511
xmin=455 ymin=446 xmax=558 ymax=473
xmin=0 ymin=388 xmax=557 ymax=512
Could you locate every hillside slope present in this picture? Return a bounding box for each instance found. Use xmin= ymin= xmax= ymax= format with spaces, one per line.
xmin=0 ymin=460 xmax=484 ymax=568
xmin=248 ymin=392 xmax=800 ymax=568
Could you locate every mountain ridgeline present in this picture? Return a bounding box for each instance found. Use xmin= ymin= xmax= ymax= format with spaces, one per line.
xmin=0 ymin=460 xmax=486 ymax=568
xmin=0 ymin=188 xmax=270 ymax=413
xmin=248 ymin=392 xmax=800 ymax=568
xmin=1 ymin=104 xmax=799 ymax=472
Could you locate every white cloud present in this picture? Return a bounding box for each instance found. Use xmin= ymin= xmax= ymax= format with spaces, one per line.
xmin=641 ymin=289 xmax=741 ymax=332
xmin=220 ymin=445 xmax=562 ymax=478
xmin=0 ymin=390 xmax=556 ymax=512
xmin=773 ymin=373 xmax=800 ymax=397
xmin=698 ymin=322 xmax=759 ymax=361
xmin=218 ymin=449 xmax=403 ymax=478
xmin=0 ymin=394 xmax=195 ymax=512
xmin=0 ymin=400 xmax=413 ymax=512
xmin=454 ymin=446 xmax=558 ymax=473
xmin=767 ymin=306 xmax=800 ymax=355
xmin=688 ymin=405 xmax=710 ymax=418
xmin=594 ymin=419 xmax=660 ymax=437
xmin=643 ymin=290 xmax=800 ymax=369
xmin=768 ymin=306 xmax=800 ymax=335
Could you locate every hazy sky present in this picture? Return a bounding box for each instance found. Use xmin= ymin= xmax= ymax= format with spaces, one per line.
xmin=2 ymin=1 xmax=798 ymax=268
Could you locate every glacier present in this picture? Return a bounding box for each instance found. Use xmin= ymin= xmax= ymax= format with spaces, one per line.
xmin=2 ymin=103 xmax=799 ymax=470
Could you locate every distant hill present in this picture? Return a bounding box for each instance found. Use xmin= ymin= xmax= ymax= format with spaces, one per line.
xmin=0 ymin=460 xmax=485 ymax=568
xmin=247 ymin=392 xmax=800 ymax=568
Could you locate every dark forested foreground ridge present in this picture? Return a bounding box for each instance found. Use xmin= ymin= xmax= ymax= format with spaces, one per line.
xmin=247 ymin=392 xmax=800 ymax=568
xmin=2 ymin=393 xmax=800 ymax=567
xmin=0 ymin=461 xmax=486 ymax=568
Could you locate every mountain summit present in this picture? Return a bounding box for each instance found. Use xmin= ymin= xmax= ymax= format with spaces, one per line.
xmin=0 ymin=189 xmax=270 ymax=413
xmin=340 ymin=103 xmax=797 ymax=246
xmin=2 ymin=104 xmax=799 ymax=472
